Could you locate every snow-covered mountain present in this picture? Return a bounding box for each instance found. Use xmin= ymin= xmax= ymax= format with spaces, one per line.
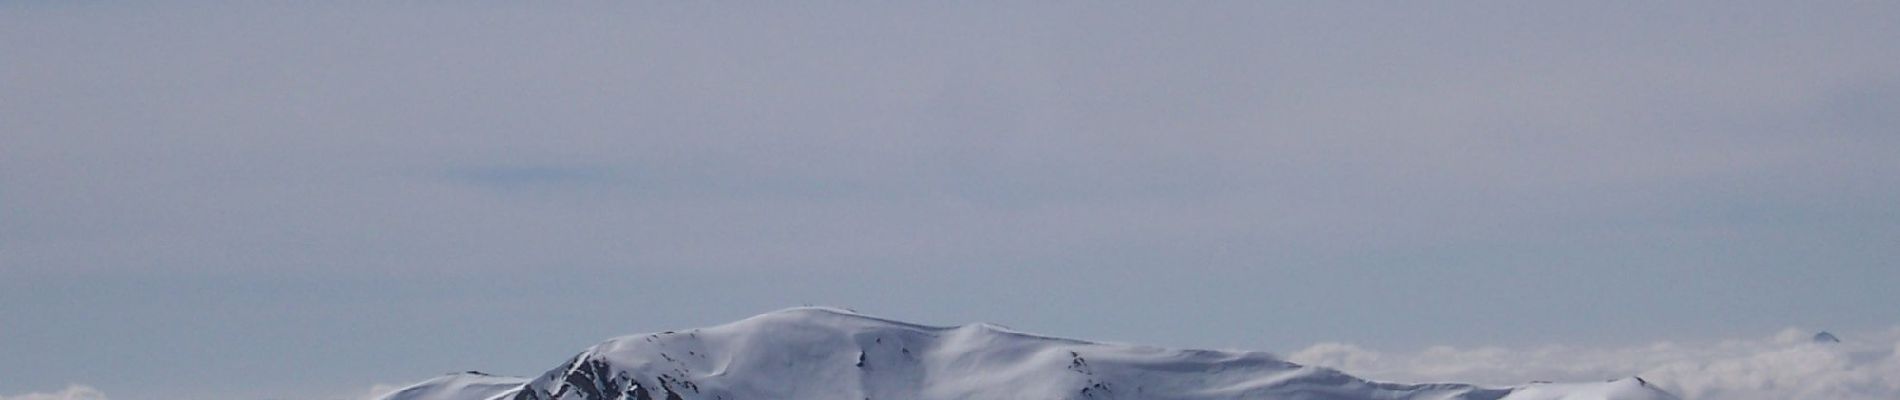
xmin=379 ymin=307 xmax=1678 ymax=400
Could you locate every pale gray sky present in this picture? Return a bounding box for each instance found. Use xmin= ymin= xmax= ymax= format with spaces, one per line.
xmin=2 ymin=2 xmax=1897 ymax=399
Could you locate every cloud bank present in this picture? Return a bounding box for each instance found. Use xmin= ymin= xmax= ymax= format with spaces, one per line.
xmin=0 ymin=386 xmax=107 ymax=400
xmin=1290 ymin=327 xmax=1900 ymax=400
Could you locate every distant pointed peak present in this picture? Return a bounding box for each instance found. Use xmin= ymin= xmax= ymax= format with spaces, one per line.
xmin=1813 ymin=331 xmax=1841 ymax=343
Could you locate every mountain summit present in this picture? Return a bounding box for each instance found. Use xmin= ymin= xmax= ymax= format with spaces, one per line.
xmin=380 ymin=307 xmax=1679 ymax=400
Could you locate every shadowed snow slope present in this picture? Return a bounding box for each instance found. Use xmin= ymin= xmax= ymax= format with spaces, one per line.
xmin=380 ymin=307 xmax=1677 ymax=400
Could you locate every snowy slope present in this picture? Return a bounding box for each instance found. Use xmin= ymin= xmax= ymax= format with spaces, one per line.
xmin=1498 ymin=379 xmax=1676 ymax=400
xmin=380 ymin=372 xmax=526 ymax=400
xmin=381 ymin=307 xmax=1678 ymax=400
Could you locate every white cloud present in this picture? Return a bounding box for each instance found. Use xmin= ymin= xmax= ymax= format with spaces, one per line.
xmin=356 ymin=383 xmax=404 ymax=400
xmin=1289 ymin=327 xmax=1900 ymax=400
xmin=0 ymin=385 xmax=107 ymax=400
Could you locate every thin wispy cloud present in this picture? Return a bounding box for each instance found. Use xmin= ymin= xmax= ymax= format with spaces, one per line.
xmin=448 ymin=165 xmax=617 ymax=190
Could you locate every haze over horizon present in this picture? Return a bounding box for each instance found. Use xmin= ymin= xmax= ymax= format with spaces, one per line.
xmin=3 ymin=2 xmax=1897 ymax=400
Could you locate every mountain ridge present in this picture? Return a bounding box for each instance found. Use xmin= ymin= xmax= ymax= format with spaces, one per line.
xmin=380 ymin=307 xmax=1679 ymax=400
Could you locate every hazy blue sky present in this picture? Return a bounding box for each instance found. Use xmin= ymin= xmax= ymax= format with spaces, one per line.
xmin=3 ymin=2 xmax=1897 ymax=399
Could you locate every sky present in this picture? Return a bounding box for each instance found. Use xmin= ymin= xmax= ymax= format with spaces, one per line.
xmin=2 ymin=2 xmax=1897 ymax=399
